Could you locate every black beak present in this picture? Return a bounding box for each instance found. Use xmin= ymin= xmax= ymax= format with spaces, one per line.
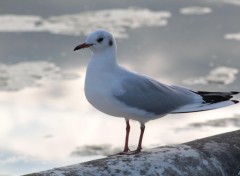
xmin=73 ymin=43 xmax=93 ymax=51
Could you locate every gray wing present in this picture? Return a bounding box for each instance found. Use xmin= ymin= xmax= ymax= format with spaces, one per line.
xmin=114 ymin=74 xmax=197 ymax=115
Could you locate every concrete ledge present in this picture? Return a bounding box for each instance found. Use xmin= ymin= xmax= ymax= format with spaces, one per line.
xmin=24 ymin=130 xmax=240 ymax=176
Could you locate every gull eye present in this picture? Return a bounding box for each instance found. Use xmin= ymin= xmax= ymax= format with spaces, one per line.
xmin=97 ymin=37 xmax=104 ymax=43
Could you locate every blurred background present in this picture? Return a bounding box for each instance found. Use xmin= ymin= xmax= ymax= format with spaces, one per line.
xmin=0 ymin=0 xmax=240 ymax=175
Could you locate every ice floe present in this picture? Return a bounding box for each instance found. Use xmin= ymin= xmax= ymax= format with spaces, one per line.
xmin=0 ymin=61 xmax=78 ymax=91
xmin=221 ymin=0 xmax=240 ymax=6
xmin=0 ymin=15 xmax=43 ymax=32
xmin=183 ymin=66 xmax=239 ymax=85
xmin=225 ymin=33 xmax=240 ymax=41
xmin=0 ymin=149 xmax=52 ymax=175
xmin=0 ymin=8 xmax=171 ymax=38
xmin=206 ymin=0 xmax=240 ymax=6
xmin=187 ymin=114 xmax=240 ymax=128
xmin=70 ymin=145 xmax=121 ymax=156
xmin=180 ymin=6 xmax=212 ymax=15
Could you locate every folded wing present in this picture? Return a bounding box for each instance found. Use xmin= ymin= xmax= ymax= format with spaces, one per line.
xmin=114 ymin=73 xmax=239 ymax=116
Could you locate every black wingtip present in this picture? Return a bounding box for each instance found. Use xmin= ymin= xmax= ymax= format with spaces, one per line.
xmin=232 ymin=100 xmax=239 ymax=104
xmin=231 ymin=91 xmax=240 ymax=95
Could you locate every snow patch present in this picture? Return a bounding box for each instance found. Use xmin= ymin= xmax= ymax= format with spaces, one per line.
xmin=180 ymin=7 xmax=212 ymax=15
xmin=203 ymin=159 xmax=209 ymax=166
xmin=203 ymin=141 xmax=229 ymax=153
xmin=0 ymin=8 xmax=171 ymax=38
xmin=183 ymin=66 xmax=238 ymax=85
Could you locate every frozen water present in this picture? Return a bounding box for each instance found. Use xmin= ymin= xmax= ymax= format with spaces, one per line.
xmin=183 ymin=66 xmax=239 ymax=85
xmin=225 ymin=33 xmax=240 ymax=41
xmin=186 ymin=115 xmax=240 ymax=128
xmin=221 ymin=0 xmax=240 ymax=6
xmin=0 ymin=150 xmax=52 ymax=175
xmin=0 ymin=1 xmax=239 ymax=175
xmin=0 ymin=61 xmax=78 ymax=91
xmin=0 ymin=8 xmax=171 ymax=38
xmin=206 ymin=0 xmax=240 ymax=6
xmin=180 ymin=7 xmax=212 ymax=15
xmin=70 ymin=145 xmax=121 ymax=156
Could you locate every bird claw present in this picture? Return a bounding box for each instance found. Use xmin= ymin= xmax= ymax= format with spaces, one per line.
xmin=109 ymin=148 xmax=142 ymax=156
xmin=117 ymin=151 xmax=131 ymax=155
xmin=125 ymin=149 xmax=141 ymax=155
xmin=108 ymin=149 xmax=130 ymax=156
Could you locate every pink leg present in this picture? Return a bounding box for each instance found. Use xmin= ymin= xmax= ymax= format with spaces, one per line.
xmin=136 ymin=123 xmax=145 ymax=153
xmin=110 ymin=119 xmax=130 ymax=156
xmin=123 ymin=119 xmax=130 ymax=152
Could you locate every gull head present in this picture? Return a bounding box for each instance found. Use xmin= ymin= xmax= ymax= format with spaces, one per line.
xmin=74 ymin=29 xmax=116 ymax=53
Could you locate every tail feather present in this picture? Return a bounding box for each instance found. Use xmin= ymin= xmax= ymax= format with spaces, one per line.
xmin=171 ymin=91 xmax=239 ymax=114
xmin=197 ymin=91 xmax=238 ymax=103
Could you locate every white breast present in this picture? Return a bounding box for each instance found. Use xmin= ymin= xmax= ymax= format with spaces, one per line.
xmin=84 ymin=55 xmax=158 ymax=122
xmin=84 ymin=59 xmax=125 ymax=117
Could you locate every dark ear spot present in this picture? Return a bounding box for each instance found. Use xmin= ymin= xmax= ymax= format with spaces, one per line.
xmin=109 ymin=40 xmax=113 ymax=46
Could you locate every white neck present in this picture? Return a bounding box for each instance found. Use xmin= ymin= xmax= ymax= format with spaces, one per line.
xmin=85 ymin=46 xmax=120 ymax=93
xmin=88 ymin=46 xmax=118 ymax=71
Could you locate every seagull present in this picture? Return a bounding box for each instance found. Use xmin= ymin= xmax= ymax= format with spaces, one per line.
xmin=74 ymin=29 xmax=239 ymax=154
